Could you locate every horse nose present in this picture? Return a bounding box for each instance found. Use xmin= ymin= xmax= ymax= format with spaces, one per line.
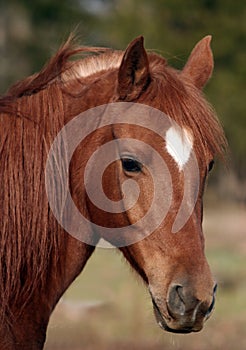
xmin=167 ymin=283 xmax=217 ymax=331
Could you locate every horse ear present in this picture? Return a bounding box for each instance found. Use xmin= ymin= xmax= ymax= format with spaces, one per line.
xmin=118 ymin=36 xmax=150 ymax=100
xmin=181 ymin=36 xmax=214 ymax=89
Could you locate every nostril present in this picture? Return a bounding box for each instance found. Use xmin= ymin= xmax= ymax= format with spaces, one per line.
xmin=207 ymin=295 xmax=215 ymax=315
xmin=213 ymin=283 xmax=218 ymax=296
xmin=167 ymin=283 xmax=217 ymax=324
xmin=167 ymin=284 xmax=186 ymax=317
xmin=206 ymin=283 xmax=217 ymax=318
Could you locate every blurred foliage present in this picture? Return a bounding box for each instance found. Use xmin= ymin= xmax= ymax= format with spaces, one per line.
xmin=0 ymin=0 xmax=245 ymax=195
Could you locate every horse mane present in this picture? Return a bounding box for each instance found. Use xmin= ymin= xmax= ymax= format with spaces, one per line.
xmin=0 ymin=36 xmax=122 ymax=324
xmin=0 ymin=36 xmax=227 ymax=325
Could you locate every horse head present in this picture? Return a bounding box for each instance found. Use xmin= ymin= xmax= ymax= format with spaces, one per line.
xmin=82 ymin=36 xmax=221 ymax=333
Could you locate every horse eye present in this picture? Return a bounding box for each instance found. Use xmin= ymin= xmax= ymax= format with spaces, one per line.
xmin=208 ymin=160 xmax=214 ymax=172
xmin=121 ymin=157 xmax=142 ymax=173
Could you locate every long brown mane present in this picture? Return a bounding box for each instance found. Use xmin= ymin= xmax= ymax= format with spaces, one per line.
xmin=0 ymin=36 xmax=226 ymax=326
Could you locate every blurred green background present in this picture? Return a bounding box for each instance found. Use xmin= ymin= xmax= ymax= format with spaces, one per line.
xmin=0 ymin=1 xmax=245 ymax=349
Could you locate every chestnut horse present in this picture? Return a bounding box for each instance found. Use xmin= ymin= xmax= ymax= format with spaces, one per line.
xmin=0 ymin=35 xmax=226 ymax=349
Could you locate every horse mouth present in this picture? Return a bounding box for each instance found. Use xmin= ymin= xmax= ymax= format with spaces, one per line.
xmin=151 ymin=296 xmax=194 ymax=334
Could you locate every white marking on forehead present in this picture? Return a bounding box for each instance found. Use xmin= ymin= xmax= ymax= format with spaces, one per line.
xmin=165 ymin=126 xmax=193 ymax=170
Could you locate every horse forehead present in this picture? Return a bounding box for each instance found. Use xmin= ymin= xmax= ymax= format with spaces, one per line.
xmin=165 ymin=126 xmax=193 ymax=170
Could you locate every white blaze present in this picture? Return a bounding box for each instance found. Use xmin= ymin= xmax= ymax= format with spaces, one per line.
xmin=165 ymin=126 xmax=193 ymax=170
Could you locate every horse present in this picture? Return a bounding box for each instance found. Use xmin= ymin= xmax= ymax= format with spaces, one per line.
xmin=0 ymin=34 xmax=226 ymax=349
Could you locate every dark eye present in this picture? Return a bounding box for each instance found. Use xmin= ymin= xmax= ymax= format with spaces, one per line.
xmin=208 ymin=160 xmax=214 ymax=172
xmin=121 ymin=157 xmax=142 ymax=173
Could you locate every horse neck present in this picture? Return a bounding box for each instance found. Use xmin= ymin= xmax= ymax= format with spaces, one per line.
xmin=1 ymin=241 xmax=95 ymax=350
xmin=0 ymin=85 xmax=97 ymax=349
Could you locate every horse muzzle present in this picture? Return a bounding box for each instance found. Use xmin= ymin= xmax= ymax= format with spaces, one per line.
xmin=150 ymin=283 xmax=217 ymax=333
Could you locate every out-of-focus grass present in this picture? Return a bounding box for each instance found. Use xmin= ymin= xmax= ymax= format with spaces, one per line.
xmin=45 ymin=198 xmax=246 ymax=350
